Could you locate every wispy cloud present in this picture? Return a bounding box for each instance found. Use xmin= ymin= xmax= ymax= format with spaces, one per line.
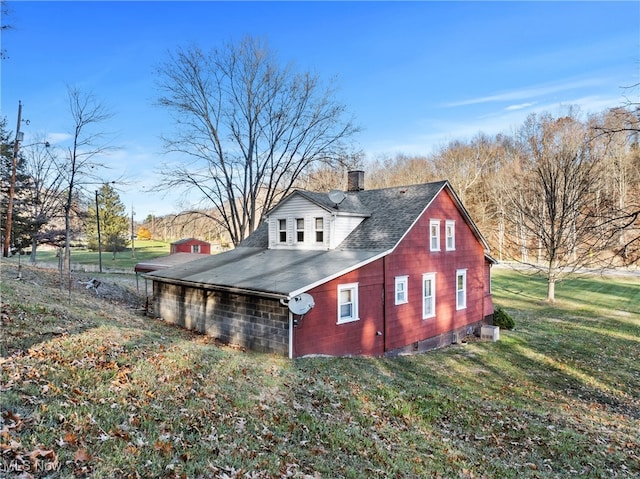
xmin=364 ymin=92 xmax=626 ymax=159
xmin=442 ymin=78 xmax=608 ymax=108
xmin=505 ymin=102 xmax=535 ymax=111
xmin=45 ymin=132 xmax=73 ymax=144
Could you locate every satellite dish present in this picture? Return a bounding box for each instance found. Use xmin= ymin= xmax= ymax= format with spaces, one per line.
xmin=288 ymin=293 xmax=315 ymax=315
xmin=328 ymin=189 xmax=346 ymax=205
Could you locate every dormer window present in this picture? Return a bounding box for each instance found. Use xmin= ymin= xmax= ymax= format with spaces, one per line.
xmin=296 ymin=218 xmax=305 ymax=242
xmin=267 ymin=190 xmax=367 ymax=250
xmin=278 ymin=219 xmax=287 ymax=243
xmin=315 ymin=218 xmax=324 ymax=243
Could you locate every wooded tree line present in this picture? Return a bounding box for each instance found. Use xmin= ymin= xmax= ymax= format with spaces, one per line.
xmin=359 ymin=107 xmax=640 ymax=265
xmin=142 ymin=104 xmax=639 ymax=269
xmin=295 ymin=106 xmax=639 ymax=301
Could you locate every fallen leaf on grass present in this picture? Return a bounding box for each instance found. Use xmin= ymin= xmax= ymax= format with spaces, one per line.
xmin=28 ymin=447 xmax=56 ymax=461
xmin=74 ymin=447 xmax=92 ymax=462
xmin=56 ymin=431 xmax=79 ymax=447
xmin=154 ymin=440 xmax=173 ymax=456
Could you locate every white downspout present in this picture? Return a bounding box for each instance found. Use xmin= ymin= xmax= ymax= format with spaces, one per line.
xmin=288 ymin=312 xmax=294 ymax=359
xmin=281 ymin=297 xmax=293 ymax=359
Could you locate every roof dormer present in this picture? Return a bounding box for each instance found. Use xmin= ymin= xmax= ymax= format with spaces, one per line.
xmin=265 ymin=190 xmax=369 ymax=250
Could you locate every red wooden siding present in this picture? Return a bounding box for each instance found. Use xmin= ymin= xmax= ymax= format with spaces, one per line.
xmin=293 ymin=260 xmax=385 ymax=357
xmin=383 ymin=188 xmax=488 ymax=351
xmin=292 ymin=188 xmax=493 ymax=357
xmin=170 ymin=239 xmax=211 ymax=255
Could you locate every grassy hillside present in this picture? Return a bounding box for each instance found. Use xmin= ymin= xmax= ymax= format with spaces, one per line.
xmin=0 ymin=263 xmax=638 ymax=478
xmin=7 ymin=240 xmax=172 ymax=271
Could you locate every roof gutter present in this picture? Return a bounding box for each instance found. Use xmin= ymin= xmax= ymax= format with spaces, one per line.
xmin=143 ymin=275 xmax=289 ymax=301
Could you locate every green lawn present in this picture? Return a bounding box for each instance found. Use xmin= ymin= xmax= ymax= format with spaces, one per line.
xmin=0 ymin=264 xmax=638 ymax=478
xmin=7 ymin=240 xmax=172 ymax=271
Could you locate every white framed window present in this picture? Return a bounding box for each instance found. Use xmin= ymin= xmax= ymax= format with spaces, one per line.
xmin=429 ymin=220 xmax=440 ymax=251
xmin=278 ymin=219 xmax=287 ymax=243
xmin=338 ymin=283 xmax=359 ymax=324
xmin=191 ymin=244 xmax=200 ymax=253
xmin=296 ymin=218 xmax=305 ymax=242
xmin=422 ymin=273 xmax=436 ymax=319
xmin=445 ymin=220 xmax=455 ymax=251
xmin=315 ymin=217 xmax=324 ymax=243
xmin=456 ymin=269 xmax=467 ymax=310
xmin=395 ymin=276 xmax=408 ymax=305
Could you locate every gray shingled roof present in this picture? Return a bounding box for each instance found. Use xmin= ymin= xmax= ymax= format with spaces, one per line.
xmin=337 ymin=181 xmax=447 ymax=250
xmin=243 ymin=181 xmax=448 ymax=250
xmin=148 ymin=181 xmax=489 ymax=298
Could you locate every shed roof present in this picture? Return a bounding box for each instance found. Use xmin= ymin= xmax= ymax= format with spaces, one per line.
xmin=170 ymin=238 xmax=210 ymax=246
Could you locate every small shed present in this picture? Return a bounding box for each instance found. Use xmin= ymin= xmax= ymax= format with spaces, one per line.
xmin=170 ymin=238 xmax=211 ymax=255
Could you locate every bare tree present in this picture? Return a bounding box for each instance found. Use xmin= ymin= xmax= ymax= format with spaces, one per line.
xmin=365 ymin=153 xmax=434 ymax=190
xmin=60 ymin=87 xmax=115 ymax=292
xmin=155 ymin=36 xmax=360 ymax=246
xmin=432 ymin=134 xmax=494 ymax=207
xmin=507 ymin=111 xmax=625 ymax=302
xmin=591 ymin=106 xmax=640 ymax=264
xmin=20 ymin=138 xmax=66 ymax=262
xmin=1 ymin=1 xmax=12 ymax=60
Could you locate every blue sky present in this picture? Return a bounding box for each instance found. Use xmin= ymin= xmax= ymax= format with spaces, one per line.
xmin=2 ymin=1 xmax=638 ymax=219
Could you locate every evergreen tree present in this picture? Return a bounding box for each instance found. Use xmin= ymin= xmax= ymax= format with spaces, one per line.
xmin=86 ymin=184 xmax=129 ymax=258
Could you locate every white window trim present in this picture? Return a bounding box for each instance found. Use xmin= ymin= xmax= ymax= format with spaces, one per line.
xmin=278 ymin=219 xmax=287 ymax=244
xmin=315 ymin=217 xmax=324 ymax=243
xmin=337 ymin=282 xmax=359 ymax=324
xmin=429 ymin=219 xmax=440 ymax=252
xmin=445 ymin=220 xmax=455 ymax=251
xmin=456 ymin=269 xmax=467 ymax=310
xmin=422 ymin=273 xmax=436 ymax=319
xmin=295 ymin=218 xmax=305 ymax=243
xmin=395 ymin=276 xmax=408 ymax=305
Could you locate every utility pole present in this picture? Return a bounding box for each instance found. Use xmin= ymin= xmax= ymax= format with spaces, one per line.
xmin=95 ymin=190 xmax=103 ymax=273
xmin=3 ymin=101 xmax=23 ymax=257
xmin=130 ymin=204 xmax=136 ymax=259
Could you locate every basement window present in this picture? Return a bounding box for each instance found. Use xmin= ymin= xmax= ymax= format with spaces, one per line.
xmin=338 ymin=283 xmax=359 ymax=324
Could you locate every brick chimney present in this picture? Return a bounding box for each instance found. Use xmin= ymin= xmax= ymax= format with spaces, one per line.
xmin=347 ymin=170 xmax=365 ymax=191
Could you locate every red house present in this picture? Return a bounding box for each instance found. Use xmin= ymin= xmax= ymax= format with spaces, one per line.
xmin=147 ymin=172 xmax=495 ymax=357
xmin=169 ymin=238 xmax=211 ymax=255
